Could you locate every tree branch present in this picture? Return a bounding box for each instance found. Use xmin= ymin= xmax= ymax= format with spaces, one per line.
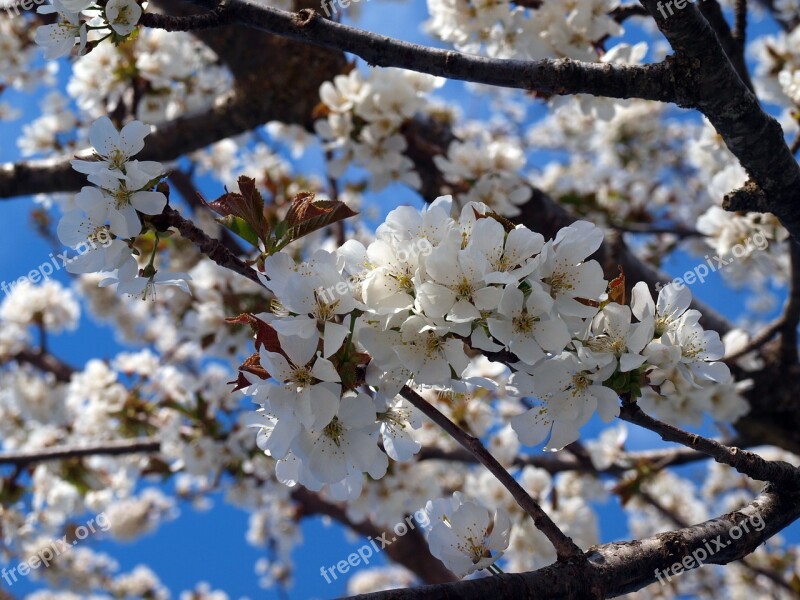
xmin=722 ymin=318 xmax=783 ymax=364
xmin=418 ymin=440 xmax=745 ymax=476
xmin=639 ymin=0 xmax=800 ymax=243
xmin=139 ymin=3 xmax=232 ymax=30
xmin=780 ymin=239 xmax=800 ymax=363
xmin=0 ymin=11 xmax=345 ymax=202
xmin=399 ymin=386 xmax=584 ymax=562
xmin=291 ymin=486 xmax=457 ymax=584
xmin=0 ymin=438 xmax=162 ymax=466
xmin=733 ymin=0 xmax=748 ymax=43
xmin=619 ymin=403 xmax=800 ymax=489
xmin=344 ymin=486 xmax=800 ymax=599
xmin=167 ymin=169 xmax=243 ymax=255
xmin=166 ymin=1 xmax=680 ymax=103
xmin=698 ymin=0 xmax=754 ymax=92
xmin=11 ymin=349 xmax=76 ymax=383
xmin=148 ymin=205 xmax=264 ymax=287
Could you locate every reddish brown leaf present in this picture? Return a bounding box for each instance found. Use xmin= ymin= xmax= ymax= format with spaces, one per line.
xmin=283 ymin=193 xmax=357 ymax=244
xmin=240 ymin=352 xmax=269 ymax=380
xmin=229 ymin=371 xmax=255 ymax=392
xmin=202 ymin=176 xmax=268 ymax=241
xmin=226 ymin=313 xmax=282 ymax=354
xmin=311 ymin=101 xmax=331 ymax=121
xmin=285 ymin=192 xmax=324 ymax=226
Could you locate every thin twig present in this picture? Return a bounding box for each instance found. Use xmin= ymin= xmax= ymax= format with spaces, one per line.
xmin=148 ymin=205 xmax=265 ymax=287
xmin=399 ymin=386 xmax=584 ymax=562
xmin=722 ymin=319 xmax=784 ymax=364
xmin=619 ymin=403 xmax=800 ymax=489
xmin=613 ymin=223 xmax=702 ymax=239
xmin=11 ymin=349 xmax=75 ymax=383
xmin=168 ymin=170 xmax=243 ymax=255
xmin=418 ymin=438 xmax=748 ymax=475
xmin=611 ymin=4 xmax=650 ymax=22
xmin=791 ymin=130 xmax=800 ymax=156
xmin=0 ymin=438 xmax=161 ymax=466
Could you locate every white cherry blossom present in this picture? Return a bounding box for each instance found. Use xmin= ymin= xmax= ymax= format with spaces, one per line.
xmin=426 ymin=494 xmax=511 ymax=577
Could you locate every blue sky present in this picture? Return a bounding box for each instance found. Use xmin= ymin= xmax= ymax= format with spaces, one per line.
xmin=0 ymin=2 xmax=797 ymax=599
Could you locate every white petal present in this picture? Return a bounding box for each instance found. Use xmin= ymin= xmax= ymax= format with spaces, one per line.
xmin=130 ymin=191 xmax=166 ymax=215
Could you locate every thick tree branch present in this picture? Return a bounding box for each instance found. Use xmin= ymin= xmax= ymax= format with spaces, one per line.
xmin=167 ymin=1 xmax=680 ymax=103
xmin=639 ymin=0 xmax=800 ymax=243
xmin=636 ymin=469 xmax=795 ymax=595
xmin=0 ymin=7 xmax=345 ymax=202
xmin=780 ymin=239 xmax=800 ymax=363
xmin=698 ymin=0 xmax=754 ymax=92
xmin=399 ymin=386 xmax=584 ymax=562
xmin=346 ymin=486 xmax=800 ymax=599
xmin=139 ymin=3 xmax=232 ymax=30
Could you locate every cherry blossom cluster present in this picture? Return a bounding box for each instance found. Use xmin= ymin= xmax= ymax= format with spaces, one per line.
xmin=433 ymin=133 xmax=532 ymax=217
xmin=34 ymin=0 xmax=143 ymax=60
xmin=1 ymin=17 xmax=54 ymax=94
xmin=247 ymin=196 xmax=738 ymax=508
xmin=57 ymin=116 xmax=191 ymax=299
xmin=314 ymin=68 xmax=444 ymax=191
xmin=425 ymin=0 xmax=622 ymax=61
xmin=67 ymin=28 xmax=232 ymax=124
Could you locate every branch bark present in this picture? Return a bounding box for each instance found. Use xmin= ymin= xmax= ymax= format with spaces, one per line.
xmin=148 ymin=205 xmax=264 ymax=286
xmin=167 ymin=1 xmax=680 ymax=102
xmin=399 ymin=386 xmax=584 ymax=562
xmin=0 ymin=438 xmax=161 ymax=466
xmin=344 ymin=486 xmax=800 ymax=599
xmin=639 ymin=0 xmax=800 ymax=243
xmin=11 ymin=349 xmax=75 ymax=383
xmin=619 ymin=403 xmax=800 ymax=489
xmin=291 ymin=487 xmax=458 ymax=585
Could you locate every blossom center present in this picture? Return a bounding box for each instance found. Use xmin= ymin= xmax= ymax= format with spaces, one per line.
xmin=323 ymin=417 xmax=344 ymax=446
xmin=424 ymin=332 xmax=444 ymax=357
xmin=290 ymin=366 xmax=313 ymax=388
xmin=512 ymin=312 xmax=537 ymax=333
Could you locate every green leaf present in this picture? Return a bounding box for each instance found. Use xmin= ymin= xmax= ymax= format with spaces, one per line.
xmin=217 ymin=215 xmax=260 ymax=248
xmin=273 ymin=220 xmax=289 ymax=242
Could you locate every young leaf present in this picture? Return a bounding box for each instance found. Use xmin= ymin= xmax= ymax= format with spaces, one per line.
xmin=226 ymin=313 xmax=283 ymax=354
xmin=217 ymin=215 xmax=261 ymax=247
xmin=203 ymin=176 xmax=269 ymax=244
xmin=280 ymin=193 xmax=357 ymax=249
